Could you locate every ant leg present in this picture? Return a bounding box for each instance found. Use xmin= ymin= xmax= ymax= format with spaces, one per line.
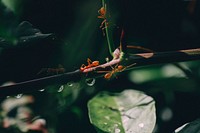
xmin=81 ymin=64 xmax=86 ymax=68
xmin=100 ymin=19 xmax=106 ymax=28
xmin=98 ymin=16 xmax=104 ymax=19
xmin=121 ymin=63 xmax=137 ymax=72
xmin=108 ymin=63 xmax=115 ymax=70
xmin=99 ymin=23 xmax=107 ymax=35
xmin=96 ymin=70 xmax=110 ymax=73
xmin=87 ymin=58 xmax=92 ymax=65
xmin=102 ymin=29 xmax=106 ymax=36
xmin=99 ymin=19 xmax=107 ymax=36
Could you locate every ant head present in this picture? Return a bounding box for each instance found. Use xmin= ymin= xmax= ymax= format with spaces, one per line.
xmin=98 ymin=7 xmax=106 ymax=15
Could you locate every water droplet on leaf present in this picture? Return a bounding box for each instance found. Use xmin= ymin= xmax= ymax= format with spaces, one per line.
xmin=58 ymin=85 xmax=64 ymax=92
xmin=15 ymin=94 xmax=23 ymax=99
xmin=139 ymin=123 xmax=144 ymax=128
xmin=67 ymin=82 xmax=73 ymax=87
xmin=39 ymin=89 xmax=45 ymax=92
xmin=86 ymin=78 xmax=95 ymax=86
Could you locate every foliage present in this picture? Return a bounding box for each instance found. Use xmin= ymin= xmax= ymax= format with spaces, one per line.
xmin=88 ymin=90 xmax=156 ymax=133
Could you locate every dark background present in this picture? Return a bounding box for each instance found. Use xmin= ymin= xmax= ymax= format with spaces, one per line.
xmin=1 ymin=0 xmax=200 ymax=82
xmin=0 ymin=0 xmax=200 ymax=133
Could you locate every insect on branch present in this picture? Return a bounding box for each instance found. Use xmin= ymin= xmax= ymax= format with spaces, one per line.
xmin=0 ymin=48 xmax=200 ymax=96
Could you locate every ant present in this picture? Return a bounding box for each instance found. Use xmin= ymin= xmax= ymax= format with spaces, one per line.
xmin=37 ymin=64 xmax=65 ymax=75
xmin=98 ymin=64 xmax=136 ymax=80
xmin=80 ymin=58 xmax=99 ymax=72
xmin=98 ymin=4 xmax=109 ymax=34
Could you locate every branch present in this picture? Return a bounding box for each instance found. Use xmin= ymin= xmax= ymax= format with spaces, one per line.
xmin=0 ymin=70 xmax=82 ymax=97
xmin=0 ymin=48 xmax=200 ymax=97
xmin=128 ymin=48 xmax=200 ymax=67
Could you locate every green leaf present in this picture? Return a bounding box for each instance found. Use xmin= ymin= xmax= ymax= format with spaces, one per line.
xmin=15 ymin=21 xmax=55 ymax=44
xmin=88 ymin=89 xmax=156 ymax=133
xmin=0 ymin=21 xmax=55 ymax=48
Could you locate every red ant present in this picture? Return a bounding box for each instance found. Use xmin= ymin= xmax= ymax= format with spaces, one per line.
xmin=98 ymin=64 xmax=136 ymax=80
xmin=37 ymin=64 xmax=65 ymax=75
xmin=80 ymin=58 xmax=99 ymax=72
xmin=98 ymin=5 xmax=109 ymax=34
xmin=99 ymin=44 xmax=153 ymax=79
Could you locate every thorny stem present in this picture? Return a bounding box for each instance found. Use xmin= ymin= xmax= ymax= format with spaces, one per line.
xmin=1 ymin=48 xmax=200 ymax=96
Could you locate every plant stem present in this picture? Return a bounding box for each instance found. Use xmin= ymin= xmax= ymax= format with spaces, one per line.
xmin=1 ymin=48 xmax=200 ymax=96
xmin=0 ymin=70 xmax=82 ymax=97
xmin=128 ymin=48 xmax=200 ymax=67
xmin=101 ymin=0 xmax=115 ymax=57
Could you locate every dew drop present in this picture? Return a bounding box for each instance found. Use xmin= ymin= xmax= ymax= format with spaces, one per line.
xmin=15 ymin=94 xmax=23 ymax=99
xmin=104 ymin=122 xmax=108 ymax=125
xmin=138 ymin=123 xmax=144 ymax=128
xmin=58 ymin=85 xmax=64 ymax=92
xmin=39 ymin=89 xmax=45 ymax=92
xmin=67 ymin=82 xmax=73 ymax=87
xmin=115 ymin=128 xmax=121 ymax=133
xmin=86 ymin=78 xmax=95 ymax=86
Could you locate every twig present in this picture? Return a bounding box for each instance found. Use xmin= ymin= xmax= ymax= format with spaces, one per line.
xmin=128 ymin=48 xmax=200 ymax=67
xmin=0 ymin=48 xmax=200 ymax=97
xmin=0 ymin=70 xmax=81 ymax=97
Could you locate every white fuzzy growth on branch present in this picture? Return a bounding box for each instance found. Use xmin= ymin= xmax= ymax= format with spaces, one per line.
xmin=82 ymin=47 xmax=123 ymax=73
xmin=83 ymin=58 xmax=121 ymax=73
